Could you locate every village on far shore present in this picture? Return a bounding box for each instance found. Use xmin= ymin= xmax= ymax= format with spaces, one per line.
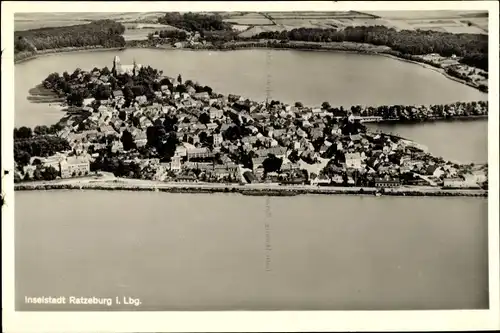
xmin=14 ymin=56 xmax=488 ymax=192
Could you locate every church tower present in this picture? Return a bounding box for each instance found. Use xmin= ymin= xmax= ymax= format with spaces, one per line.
xmin=112 ymin=55 xmax=121 ymax=76
xmin=133 ymin=58 xmax=138 ymax=77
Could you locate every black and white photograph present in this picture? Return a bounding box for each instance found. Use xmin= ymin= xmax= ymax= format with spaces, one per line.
xmin=2 ymin=1 xmax=499 ymax=332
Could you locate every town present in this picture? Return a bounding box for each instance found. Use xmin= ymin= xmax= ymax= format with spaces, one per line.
xmin=14 ymin=57 xmax=488 ymax=192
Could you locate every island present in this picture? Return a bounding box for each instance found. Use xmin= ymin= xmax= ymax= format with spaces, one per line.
xmin=13 ymin=58 xmax=488 ymax=197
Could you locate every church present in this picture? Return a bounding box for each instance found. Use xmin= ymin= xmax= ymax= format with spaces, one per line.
xmin=112 ymin=55 xmax=142 ymax=76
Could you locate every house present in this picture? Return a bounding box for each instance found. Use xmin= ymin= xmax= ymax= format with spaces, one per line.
xmin=135 ymin=95 xmax=148 ymax=105
xmin=194 ymin=92 xmax=210 ymax=101
xmin=186 ymin=86 xmax=196 ymax=95
xmin=310 ymin=174 xmax=331 ymax=186
xmin=83 ymin=97 xmax=95 ymax=106
xmin=254 ymin=166 xmax=265 ymax=179
xmin=243 ymin=171 xmax=257 ymax=184
xmin=112 ymin=90 xmax=124 ymax=99
xmin=443 ymin=177 xmax=471 ymax=188
xmin=134 ymin=131 xmax=148 ymax=147
xmin=252 ymin=156 xmax=267 ymax=169
xmin=374 ymin=178 xmax=401 ymax=188
xmin=206 ymin=123 xmax=218 ymax=131
xmin=60 ymin=156 xmax=90 ymax=178
xmin=175 ymin=145 xmax=188 ymax=157
xmin=99 ymin=125 xmax=116 ymax=137
xmin=350 ymin=134 xmax=362 ymax=142
xmin=111 ymin=141 xmax=123 ymax=153
xmin=185 ymin=145 xmax=212 ymax=159
xmin=425 ymin=165 xmax=444 ymax=178
xmin=209 ymin=107 xmax=223 ymax=119
xmin=170 ymin=155 xmax=182 ymax=171
xmin=345 ymin=152 xmax=362 ymax=169
xmin=213 ymin=133 xmax=223 ymax=147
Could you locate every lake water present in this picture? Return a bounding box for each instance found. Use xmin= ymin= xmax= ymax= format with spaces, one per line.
xmin=14 ymin=48 xmax=488 ymax=162
xmin=367 ymin=119 xmax=488 ymax=163
xmin=14 ymin=49 xmax=490 ymax=311
xmin=15 ymin=191 xmax=489 ymax=311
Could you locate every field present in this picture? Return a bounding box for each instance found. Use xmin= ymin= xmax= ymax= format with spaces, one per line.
xmin=223 ymin=12 xmax=274 ymax=25
xmin=362 ymin=10 xmax=488 ymax=34
xmin=14 ymin=12 xmax=166 ymax=31
xmin=227 ymin=10 xmax=488 ymax=38
xmin=122 ymin=22 xmax=181 ymax=41
xmin=14 ymin=11 xmax=489 ymax=36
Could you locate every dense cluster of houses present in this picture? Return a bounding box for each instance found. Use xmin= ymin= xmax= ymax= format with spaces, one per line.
xmin=17 ymin=57 xmax=488 ymax=190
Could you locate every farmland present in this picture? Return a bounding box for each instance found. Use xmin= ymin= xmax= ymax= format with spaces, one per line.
xmin=222 ymin=11 xmax=489 ymax=38
xmin=122 ymin=22 xmax=181 ymax=41
xmin=14 ymin=12 xmax=166 ymax=31
xmin=14 ymin=10 xmax=489 ymax=37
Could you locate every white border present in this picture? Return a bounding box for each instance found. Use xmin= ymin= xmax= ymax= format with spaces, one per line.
xmin=2 ymin=1 xmax=499 ymax=332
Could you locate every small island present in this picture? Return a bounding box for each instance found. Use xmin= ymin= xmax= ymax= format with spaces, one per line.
xmin=13 ymin=57 xmax=488 ymax=197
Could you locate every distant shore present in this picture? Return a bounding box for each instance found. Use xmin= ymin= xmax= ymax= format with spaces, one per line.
xmin=14 ymin=46 xmax=126 ymax=64
xmin=14 ymin=179 xmax=488 ymax=197
xmin=13 ymin=41 xmax=488 ymax=94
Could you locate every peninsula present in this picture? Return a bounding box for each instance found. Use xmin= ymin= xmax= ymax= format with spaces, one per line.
xmin=13 ymin=58 xmax=489 ymax=196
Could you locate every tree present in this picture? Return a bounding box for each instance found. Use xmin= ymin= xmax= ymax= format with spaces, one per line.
xmin=67 ymin=91 xmax=84 ymax=106
xmin=14 ymin=172 xmax=22 ymax=183
xmin=177 ymin=74 xmax=182 ymax=84
xmin=203 ymin=85 xmax=213 ymax=95
xmin=94 ymin=84 xmax=112 ymax=100
xmin=121 ymin=130 xmax=137 ymax=151
xmin=17 ymin=151 xmax=31 ymax=166
xmin=118 ymin=110 xmax=127 ymax=121
xmin=262 ymin=154 xmax=283 ymax=173
xmin=288 ymin=150 xmax=300 ymax=163
xmin=34 ymin=125 xmax=49 ymax=136
xmin=16 ymin=126 xmax=32 ymax=139
xmin=295 ymin=101 xmax=303 ymax=108
xmin=42 ymin=166 xmax=59 ymax=180
xmin=101 ymin=66 xmax=111 ymax=76
xmin=199 ymin=131 xmax=208 ymax=143
xmin=199 ymin=112 xmax=211 ymax=125
xmin=33 ymin=169 xmax=43 ymax=181
xmin=322 ymin=101 xmax=331 ymax=110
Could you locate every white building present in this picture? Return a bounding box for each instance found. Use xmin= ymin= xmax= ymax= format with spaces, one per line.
xmin=60 ymin=156 xmax=90 ymax=178
xmin=113 ymin=56 xmax=142 ymax=76
xmin=213 ymin=133 xmax=223 ymax=147
xmin=345 ymin=152 xmax=362 ymax=169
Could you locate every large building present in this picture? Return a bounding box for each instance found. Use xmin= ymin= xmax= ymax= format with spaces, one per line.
xmin=60 ymin=156 xmax=90 ymax=178
xmin=113 ymin=56 xmax=142 ymax=76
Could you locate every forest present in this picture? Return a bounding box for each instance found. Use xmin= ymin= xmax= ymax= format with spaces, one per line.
xmin=157 ymin=12 xmax=232 ymax=32
xmin=14 ymin=126 xmax=71 ymax=167
xmin=14 ymin=20 xmax=126 ymax=54
xmin=251 ymin=26 xmax=488 ymax=71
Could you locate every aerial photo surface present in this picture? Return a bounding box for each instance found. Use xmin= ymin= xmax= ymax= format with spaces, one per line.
xmin=14 ymin=9 xmax=490 ymax=311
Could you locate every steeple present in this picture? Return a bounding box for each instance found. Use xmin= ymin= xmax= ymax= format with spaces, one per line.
xmin=113 ymin=55 xmax=121 ymax=75
xmin=133 ymin=58 xmax=137 ymax=76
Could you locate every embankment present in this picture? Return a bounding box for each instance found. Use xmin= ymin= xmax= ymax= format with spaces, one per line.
xmin=14 ymin=182 xmax=488 ymax=197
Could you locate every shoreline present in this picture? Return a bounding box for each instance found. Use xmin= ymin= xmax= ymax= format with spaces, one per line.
xmin=365 ymin=114 xmax=488 ymax=124
xmin=14 ymin=180 xmax=488 ymax=198
xmin=14 ymin=46 xmax=126 ymax=64
xmin=14 ymin=42 xmax=487 ymax=93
